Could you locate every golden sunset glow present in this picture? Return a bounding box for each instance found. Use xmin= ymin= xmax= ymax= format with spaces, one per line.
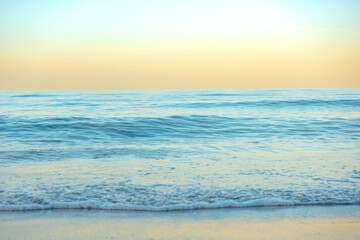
xmin=1 ymin=0 xmax=359 ymax=89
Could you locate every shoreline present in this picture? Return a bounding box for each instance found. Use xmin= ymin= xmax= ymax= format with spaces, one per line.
xmin=0 ymin=200 xmax=359 ymax=212
xmin=1 ymin=205 xmax=359 ymax=239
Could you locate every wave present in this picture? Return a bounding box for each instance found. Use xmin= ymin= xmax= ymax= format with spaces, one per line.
xmin=10 ymin=94 xmax=57 ymax=98
xmin=1 ymin=115 xmax=358 ymax=142
xmin=160 ymin=99 xmax=360 ymax=109
xmin=1 ymin=199 xmax=359 ymax=212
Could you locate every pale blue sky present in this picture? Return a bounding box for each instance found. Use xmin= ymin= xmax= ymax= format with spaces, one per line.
xmin=1 ymin=0 xmax=359 ymax=48
xmin=1 ymin=0 xmax=359 ymax=89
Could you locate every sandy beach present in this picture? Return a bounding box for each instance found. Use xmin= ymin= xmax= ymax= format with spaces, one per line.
xmin=1 ymin=205 xmax=359 ymax=240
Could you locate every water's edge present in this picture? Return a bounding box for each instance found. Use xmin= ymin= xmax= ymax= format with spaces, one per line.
xmin=1 ymin=199 xmax=360 ymax=212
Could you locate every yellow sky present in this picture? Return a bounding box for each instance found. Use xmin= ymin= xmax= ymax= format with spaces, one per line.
xmin=1 ymin=41 xmax=359 ymax=90
xmin=1 ymin=0 xmax=359 ymax=90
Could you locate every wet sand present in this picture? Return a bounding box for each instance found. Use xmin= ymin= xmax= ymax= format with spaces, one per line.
xmin=0 ymin=205 xmax=359 ymax=240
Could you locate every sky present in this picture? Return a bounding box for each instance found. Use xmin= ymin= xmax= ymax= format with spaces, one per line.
xmin=0 ymin=0 xmax=359 ymax=90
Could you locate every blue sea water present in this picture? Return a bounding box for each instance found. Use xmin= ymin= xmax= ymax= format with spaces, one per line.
xmin=0 ymin=89 xmax=359 ymax=211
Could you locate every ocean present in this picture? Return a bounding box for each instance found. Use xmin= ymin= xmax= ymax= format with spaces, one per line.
xmin=0 ymin=89 xmax=359 ymax=211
